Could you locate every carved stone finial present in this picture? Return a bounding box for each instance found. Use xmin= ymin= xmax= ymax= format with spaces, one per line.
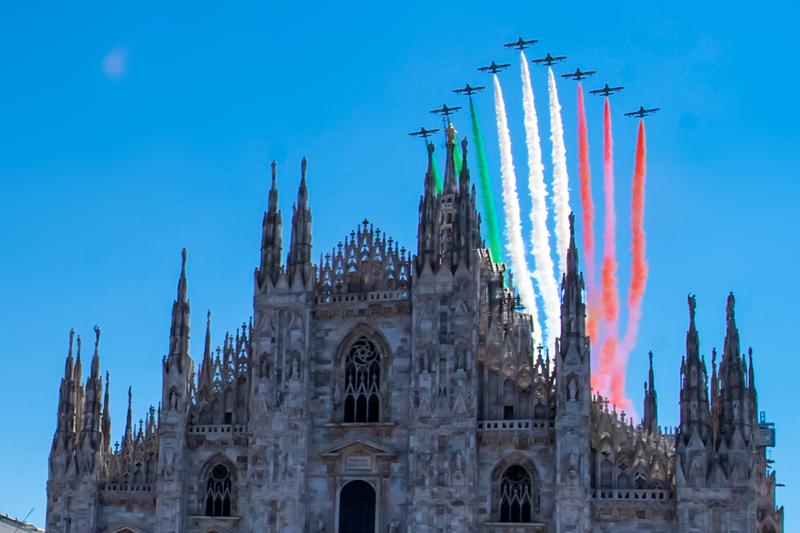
xmin=271 ymin=160 xmax=277 ymax=182
xmin=93 ymin=324 xmax=101 ymax=347
xmin=688 ymin=293 xmax=696 ymax=322
xmin=301 ymin=157 xmax=308 ymax=181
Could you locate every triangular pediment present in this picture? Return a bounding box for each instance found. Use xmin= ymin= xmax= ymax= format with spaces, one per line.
xmin=320 ymin=438 xmax=395 ymax=459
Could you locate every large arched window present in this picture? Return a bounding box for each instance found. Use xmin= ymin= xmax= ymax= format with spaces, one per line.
xmin=205 ymin=464 xmax=232 ymax=517
xmin=344 ymin=337 xmax=381 ymax=423
xmin=499 ymin=465 xmax=534 ymax=523
xmin=339 ymin=480 xmax=376 ymax=533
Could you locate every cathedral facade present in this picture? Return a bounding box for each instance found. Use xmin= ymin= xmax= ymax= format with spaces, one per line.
xmin=46 ymin=128 xmax=784 ymax=533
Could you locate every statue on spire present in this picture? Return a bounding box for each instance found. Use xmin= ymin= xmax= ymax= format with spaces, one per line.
xmin=726 ymin=292 xmax=736 ymax=323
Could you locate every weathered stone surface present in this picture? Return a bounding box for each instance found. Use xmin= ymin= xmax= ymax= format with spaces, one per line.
xmin=46 ymin=145 xmax=783 ymax=532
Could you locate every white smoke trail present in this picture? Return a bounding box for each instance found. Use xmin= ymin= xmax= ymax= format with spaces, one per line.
xmin=493 ymin=74 xmax=542 ymax=343
xmin=520 ymin=52 xmax=560 ymax=350
xmin=547 ymin=66 xmax=571 ymax=281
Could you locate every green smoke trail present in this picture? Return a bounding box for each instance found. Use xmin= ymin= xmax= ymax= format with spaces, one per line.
xmin=432 ymin=155 xmax=443 ymax=194
xmin=469 ymin=97 xmax=503 ymax=262
xmin=454 ymin=138 xmax=463 ymax=178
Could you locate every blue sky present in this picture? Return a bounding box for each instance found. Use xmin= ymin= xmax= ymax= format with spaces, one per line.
xmin=0 ymin=0 xmax=797 ymax=528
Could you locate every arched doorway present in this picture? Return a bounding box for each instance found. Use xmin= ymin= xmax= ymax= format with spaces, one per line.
xmin=338 ymin=480 xmax=376 ymax=533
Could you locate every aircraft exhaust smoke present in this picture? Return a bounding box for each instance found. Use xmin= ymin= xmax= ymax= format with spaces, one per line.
xmin=469 ymin=97 xmax=504 ymax=262
xmin=599 ymin=97 xmax=622 ymax=404
xmin=547 ymin=67 xmax=571 ymax=281
xmin=577 ymin=83 xmax=601 ymax=359
xmin=432 ymin=157 xmax=443 ymax=195
xmin=493 ymin=74 xmax=542 ymax=343
xmin=520 ymin=52 xmax=560 ymax=350
xmin=614 ymin=120 xmax=649 ymax=411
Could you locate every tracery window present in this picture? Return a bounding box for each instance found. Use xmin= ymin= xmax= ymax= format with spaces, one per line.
xmin=344 ymin=337 xmax=381 ymax=423
xmin=499 ymin=465 xmax=536 ymax=523
xmin=205 ymin=464 xmax=232 ymax=517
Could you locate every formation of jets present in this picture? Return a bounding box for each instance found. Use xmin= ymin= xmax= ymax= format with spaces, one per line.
xmin=453 ymin=83 xmax=485 ymax=96
xmin=624 ymin=106 xmax=660 ymax=118
xmin=531 ymin=53 xmax=566 ymax=66
xmin=504 ymin=37 xmax=538 ymax=50
xmin=562 ymin=67 xmax=596 ymax=81
xmin=408 ymin=126 xmax=439 ymax=140
xmin=413 ymin=36 xmax=659 ymax=137
xmin=590 ymin=83 xmax=624 ymax=97
xmin=477 ymin=61 xmax=510 ymax=74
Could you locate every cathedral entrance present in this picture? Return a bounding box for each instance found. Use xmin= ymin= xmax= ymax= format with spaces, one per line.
xmin=338 ymin=480 xmax=376 ymax=533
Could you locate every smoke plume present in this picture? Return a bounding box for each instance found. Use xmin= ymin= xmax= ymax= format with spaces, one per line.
xmin=577 ymin=83 xmax=601 ymax=353
xmin=520 ymin=52 xmax=560 ymax=349
xmin=613 ymin=120 xmax=649 ymax=411
xmin=493 ymin=74 xmax=542 ymax=342
xmin=547 ymin=67 xmax=571 ymax=281
xmin=469 ymin=97 xmax=504 ymax=262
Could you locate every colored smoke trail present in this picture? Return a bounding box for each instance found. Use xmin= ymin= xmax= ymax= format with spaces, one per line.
xmin=547 ymin=67 xmax=571 ymax=281
xmin=520 ymin=52 xmax=560 ymax=349
xmin=433 ymin=156 xmax=443 ymax=195
xmin=599 ymin=97 xmax=621 ymax=403
xmin=613 ymin=120 xmax=649 ymax=411
xmin=469 ymin=97 xmax=504 ymax=262
xmin=577 ymin=83 xmax=600 ymax=350
xmin=454 ymin=137 xmax=463 ymax=178
xmin=493 ymin=73 xmax=542 ymax=341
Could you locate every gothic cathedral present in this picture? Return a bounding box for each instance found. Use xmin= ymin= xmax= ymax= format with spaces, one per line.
xmin=46 ymin=127 xmax=784 ymax=532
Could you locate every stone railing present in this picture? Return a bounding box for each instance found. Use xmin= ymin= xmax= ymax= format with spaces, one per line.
xmin=478 ymin=419 xmax=554 ymax=431
xmin=100 ymin=483 xmax=154 ymax=493
xmin=187 ymin=424 xmax=246 ymax=435
xmin=316 ymin=289 xmax=410 ymax=305
xmin=592 ymin=488 xmax=671 ymax=501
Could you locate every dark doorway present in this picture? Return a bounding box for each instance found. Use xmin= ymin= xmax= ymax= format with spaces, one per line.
xmin=338 ymin=480 xmax=376 ymax=533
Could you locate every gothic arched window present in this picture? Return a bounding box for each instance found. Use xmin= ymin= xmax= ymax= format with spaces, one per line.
xmin=205 ymin=464 xmax=232 ymax=517
xmin=499 ymin=465 xmax=535 ymax=523
xmin=600 ymin=458 xmax=613 ymax=490
xmin=344 ymin=337 xmax=381 ymax=423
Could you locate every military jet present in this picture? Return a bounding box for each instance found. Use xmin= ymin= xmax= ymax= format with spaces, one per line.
xmin=590 ymin=84 xmax=624 ymax=97
xmin=430 ymin=104 xmax=462 ymax=121
xmin=408 ymin=127 xmax=440 ymax=140
xmin=478 ymin=61 xmax=511 ymax=74
xmin=624 ymin=106 xmax=660 ymax=118
xmin=561 ymin=67 xmax=596 ymax=81
xmin=453 ymin=83 xmax=485 ymax=96
xmin=504 ymin=37 xmax=538 ymax=50
xmin=531 ymin=53 xmax=567 ymax=67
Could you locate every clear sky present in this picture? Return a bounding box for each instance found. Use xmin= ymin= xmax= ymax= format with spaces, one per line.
xmin=0 ymin=0 xmax=797 ymax=528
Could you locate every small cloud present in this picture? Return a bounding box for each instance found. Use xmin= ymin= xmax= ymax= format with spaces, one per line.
xmin=102 ymin=46 xmax=128 ymax=79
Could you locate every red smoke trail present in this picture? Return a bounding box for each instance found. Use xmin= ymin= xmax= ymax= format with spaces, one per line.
xmin=576 ymin=84 xmax=601 ymax=385
xmin=600 ymin=98 xmax=622 ymax=404
xmin=613 ymin=120 xmax=648 ymax=412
